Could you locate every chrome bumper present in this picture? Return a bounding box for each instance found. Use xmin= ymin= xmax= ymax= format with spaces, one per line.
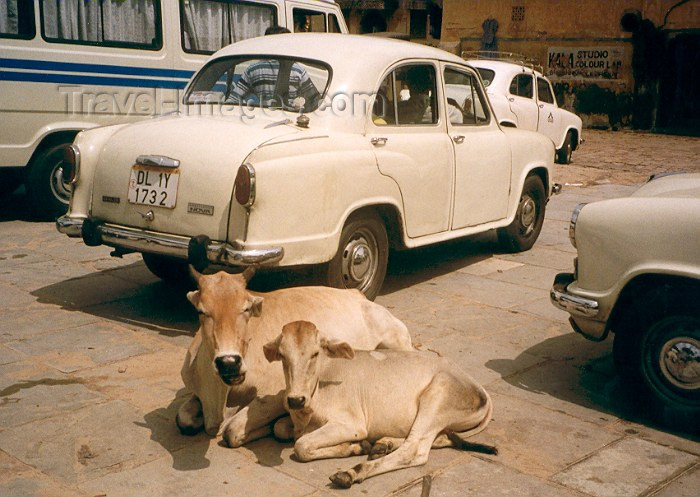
xmin=550 ymin=272 xmax=599 ymax=318
xmin=55 ymin=216 xmax=284 ymax=266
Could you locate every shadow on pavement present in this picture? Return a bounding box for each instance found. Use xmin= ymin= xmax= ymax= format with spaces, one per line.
xmin=487 ymin=333 xmax=700 ymax=439
xmin=0 ymin=188 xmax=34 ymax=222
xmin=140 ymin=388 xmax=213 ymax=471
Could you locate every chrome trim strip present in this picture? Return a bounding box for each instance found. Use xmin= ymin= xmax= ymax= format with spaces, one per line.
xmin=56 ymin=215 xmax=84 ymax=237
xmin=135 ymin=155 xmax=180 ymax=168
xmin=550 ymin=273 xmax=599 ymax=318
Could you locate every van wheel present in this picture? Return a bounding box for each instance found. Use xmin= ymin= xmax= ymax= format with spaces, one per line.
xmin=497 ymin=175 xmax=545 ymax=253
xmin=26 ymin=144 xmax=72 ymax=220
xmin=142 ymin=253 xmax=190 ymax=283
xmin=556 ymin=131 xmax=574 ymax=164
xmin=323 ymin=212 xmax=388 ymax=301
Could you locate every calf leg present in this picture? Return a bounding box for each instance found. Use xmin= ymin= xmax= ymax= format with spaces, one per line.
xmin=294 ymin=422 xmax=369 ymax=462
xmin=273 ymin=416 xmax=295 ymax=441
xmin=176 ymin=394 xmax=204 ymax=435
xmin=221 ymin=392 xmax=286 ymax=448
xmin=330 ymin=372 xmax=459 ymax=488
xmin=369 ymin=434 xmax=453 ymax=460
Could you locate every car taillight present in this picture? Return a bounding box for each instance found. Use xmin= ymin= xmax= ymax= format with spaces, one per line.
xmin=63 ymin=144 xmax=81 ymax=184
xmin=234 ymin=163 xmax=256 ymax=207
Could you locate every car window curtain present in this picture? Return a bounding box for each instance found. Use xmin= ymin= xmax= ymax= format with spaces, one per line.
xmin=181 ymin=0 xmax=272 ymax=53
xmin=42 ymin=0 xmax=155 ymax=44
xmin=0 ymin=0 xmax=18 ymax=35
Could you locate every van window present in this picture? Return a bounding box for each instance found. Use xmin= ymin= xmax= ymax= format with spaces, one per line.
xmin=293 ymin=8 xmax=326 ymax=32
xmin=0 ymin=0 xmax=35 ymax=39
xmin=40 ymin=0 xmax=161 ymax=49
xmin=180 ymin=0 xmax=275 ymax=54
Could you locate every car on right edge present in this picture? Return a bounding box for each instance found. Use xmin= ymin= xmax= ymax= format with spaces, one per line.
xmin=466 ymin=56 xmax=582 ymax=164
xmin=551 ymin=173 xmax=700 ymax=420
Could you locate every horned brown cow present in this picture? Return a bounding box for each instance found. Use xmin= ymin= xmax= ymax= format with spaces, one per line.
xmin=176 ymin=268 xmax=414 ymax=446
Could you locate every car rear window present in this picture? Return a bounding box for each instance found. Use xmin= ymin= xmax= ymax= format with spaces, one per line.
xmin=186 ymin=56 xmax=330 ymax=113
xmin=476 ymin=68 xmax=495 ymax=87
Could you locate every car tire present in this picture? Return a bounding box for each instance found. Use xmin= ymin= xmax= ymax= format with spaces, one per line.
xmin=323 ymin=212 xmax=388 ymax=301
xmin=0 ymin=168 xmax=23 ymax=197
xmin=614 ymin=301 xmax=700 ymax=412
xmin=556 ymin=131 xmax=574 ymax=164
xmin=497 ymin=175 xmax=546 ymax=253
xmin=26 ymin=144 xmax=72 ymax=220
xmin=142 ymin=253 xmax=191 ymax=283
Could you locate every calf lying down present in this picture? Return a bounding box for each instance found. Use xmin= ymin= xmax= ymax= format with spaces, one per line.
xmin=264 ymin=320 xmax=497 ymax=488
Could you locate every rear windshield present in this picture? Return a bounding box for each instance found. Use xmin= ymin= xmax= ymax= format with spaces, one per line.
xmin=476 ymin=68 xmax=495 ymax=87
xmin=185 ymin=56 xmax=331 ymax=113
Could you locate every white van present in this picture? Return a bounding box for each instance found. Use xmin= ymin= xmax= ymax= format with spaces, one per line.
xmin=0 ymin=0 xmax=347 ymax=219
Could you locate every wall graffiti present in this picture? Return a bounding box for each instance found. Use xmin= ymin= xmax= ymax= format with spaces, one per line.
xmin=547 ymin=47 xmax=624 ymax=79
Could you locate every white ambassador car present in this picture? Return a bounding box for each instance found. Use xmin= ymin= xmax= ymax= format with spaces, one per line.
xmin=57 ymin=34 xmax=557 ymax=299
xmin=466 ymin=57 xmax=582 ymax=164
xmin=551 ymin=173 xmax=700 ymax=418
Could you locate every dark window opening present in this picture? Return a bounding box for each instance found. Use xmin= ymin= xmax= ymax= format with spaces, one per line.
xmin=0 ymin=0 xmax=36 ymax=39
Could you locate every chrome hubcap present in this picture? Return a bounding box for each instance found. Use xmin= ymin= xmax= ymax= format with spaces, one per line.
xmin=659 ymin=337 xmax=700 ymax=390
xmin=340 ymin=229 xmax=377 ymax=292
xmin=51 ymin=162 xmax=71 ymax=204
xmin=519 ymin=195 xmax=537 ymax=235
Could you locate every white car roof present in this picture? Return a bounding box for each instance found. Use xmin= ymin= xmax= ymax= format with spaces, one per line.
xmin=213 ymin=33 xmax=468 ymax=92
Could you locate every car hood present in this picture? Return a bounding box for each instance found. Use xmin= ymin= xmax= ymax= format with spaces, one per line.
xmin=90 ymin=114 xmax=301 ymax=240
xmin=631 ymin=172 xmax=700 ymax=199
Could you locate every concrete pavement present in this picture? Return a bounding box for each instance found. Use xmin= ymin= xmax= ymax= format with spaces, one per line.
xmin=0 ymin=132 xmax=698 ymax=497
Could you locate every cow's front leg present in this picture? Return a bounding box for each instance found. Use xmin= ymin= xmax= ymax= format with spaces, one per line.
xmin=221 ymin=392 xmax=286 ymax=448
xmin=294 ymin=422 xmax=369 ymax=462
xmin=176 ymin=394 xmax=204 ymax=435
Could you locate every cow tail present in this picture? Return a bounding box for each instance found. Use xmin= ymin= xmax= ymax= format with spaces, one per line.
xmin=445 ymin=391 xmax=498 ymax=455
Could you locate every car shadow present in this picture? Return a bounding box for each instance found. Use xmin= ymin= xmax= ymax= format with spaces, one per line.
xmin=0 ymin=188 xmax=34 ymax=222
xmin=486 ymin=333 xmax=700 ymax=439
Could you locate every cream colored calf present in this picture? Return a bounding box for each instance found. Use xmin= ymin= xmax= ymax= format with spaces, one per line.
xmin=176 ymin=268 xmax=414 ymax=446
xmin=264 ymin=320 xmax=497 ymax=488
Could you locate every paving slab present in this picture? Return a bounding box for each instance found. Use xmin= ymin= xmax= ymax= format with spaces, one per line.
xmin=0 ymin=400 xmax=191 ymax=486
xmin=551 ymin=437 xmax=698 ymax=497
xmin=393 ymin=456 xmax=583 ymax=497
xmin=0 ymin=280 xmax=36 ymax=309
xmin=0 ymin=450 xmax=88 ymax=497
xmin=6 ymin=321 xmax=156 ymax=373
xmin=0 ymin=307 xmax=99 ymax=343
xmin=0 ymin=360 xmax=106 ymax=430
xmin=653 ymin=464 xmax=700 ymax=497
xmin=429 ymin=271 xmax=542 ymax=309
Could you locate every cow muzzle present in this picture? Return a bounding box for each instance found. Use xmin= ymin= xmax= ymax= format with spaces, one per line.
xmin=287 ymin=395 xmax=307 ymax=410
xmin=214 ymin=354 xmax=246 ymax=385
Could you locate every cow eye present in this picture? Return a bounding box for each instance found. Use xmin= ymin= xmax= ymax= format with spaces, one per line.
xmin=311 ymin=352 xmax=319 ymax=359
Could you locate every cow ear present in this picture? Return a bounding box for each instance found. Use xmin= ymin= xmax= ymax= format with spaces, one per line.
xmin=186 ymin=290 xmax=200 ymax=307
xmin=321 ymin=339 xmax=355 ymax=360
xmin=263 ymin=335 xmax=282 ymax=362
xmin=250 ymin=296 xmax=263 ymax=317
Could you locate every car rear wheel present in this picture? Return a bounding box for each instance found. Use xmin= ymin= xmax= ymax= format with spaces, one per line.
xmin=0 ymin=168 xmax=23 ymax=197
xmin=323 ymin=212 xmax=388 ymax=301
xmin=142 ymin=253 xmax=190 ymax=283
xmin=556 ymin=131 xmax=574 ymax=164
xmin=497 ymin=175 xmax=545 ymax=253
xmin=26 ymin=144 xmax=72 ymax=220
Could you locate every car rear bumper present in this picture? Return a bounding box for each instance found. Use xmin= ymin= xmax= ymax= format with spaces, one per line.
xmin=550 ymin=272 xmax=607 ymax=341
xmin=56 ymin=215 xmax=284 ymax=266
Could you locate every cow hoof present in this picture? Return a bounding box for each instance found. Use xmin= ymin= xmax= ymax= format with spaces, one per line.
xmin=369 ymin=440 xmax=393 ymax=460
xmin=330 ymin=471 xmax=353 ymax=489
xmin=175 ymin=413 xmax=203 ymax=436
xmin=360 ymin=440 xmax=372 ymax=455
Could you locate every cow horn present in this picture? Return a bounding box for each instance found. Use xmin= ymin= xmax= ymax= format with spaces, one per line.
xmin=189 ymin=264 xmax=203 ymax=283
xmin=242 ymin=266 xmax=256 ymax=283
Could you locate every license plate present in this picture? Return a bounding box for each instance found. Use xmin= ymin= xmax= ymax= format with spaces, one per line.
xmin=127 ymin=165 xmax=179 ymax=208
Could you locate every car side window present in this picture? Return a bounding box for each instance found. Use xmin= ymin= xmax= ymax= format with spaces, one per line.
xmin=373 ymin=64 xmax=438 ymax=126
xmin=509 ymin=73 xmax=533 ymax=99
xmin=329 ymin=13 xmax=342 ymax=33
xmin=293 ymin=8 xmax=326 ymax=32
xmin=537 ymin=77 xmax=555 ymax=104
xmin=444 ymin=68 xmax=490 ymax=126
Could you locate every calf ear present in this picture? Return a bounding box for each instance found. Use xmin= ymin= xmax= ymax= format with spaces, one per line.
xmin=186 ymin=290 xmax=200 ymax=307
xmin=263 ymin=335 xmax=282 ymax=362
xmin=250 ymin=296 xmax=264 ymax=317
xmin=321 ymin=339 xmax=355 ymax=360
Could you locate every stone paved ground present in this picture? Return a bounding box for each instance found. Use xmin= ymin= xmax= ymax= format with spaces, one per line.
xmin=0 ymin=130 xmax=698 ymax=497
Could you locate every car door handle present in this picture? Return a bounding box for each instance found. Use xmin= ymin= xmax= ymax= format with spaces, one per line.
xmin=371 ymin=137 xmax=388 ymax=146
xmin=453 ymin=135 xmax=465 ymax=144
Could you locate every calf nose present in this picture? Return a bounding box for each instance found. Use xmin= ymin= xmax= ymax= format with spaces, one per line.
xmin=287 ymin=396 xmax=306 ymax=410
xmin=215 ymin=355 xmax=242 ymax=378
